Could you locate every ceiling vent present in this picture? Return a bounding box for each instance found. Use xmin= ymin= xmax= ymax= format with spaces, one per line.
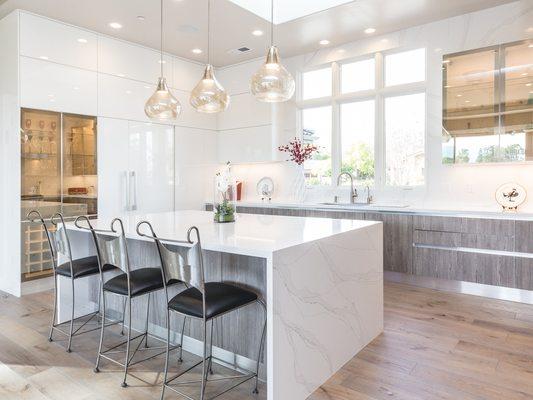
xmin=227 ymin=47 xmax=252 ymax=55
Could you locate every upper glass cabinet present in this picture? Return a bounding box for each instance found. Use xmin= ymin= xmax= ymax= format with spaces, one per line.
xmin=442 ymin=40 xmax=533 ymax=164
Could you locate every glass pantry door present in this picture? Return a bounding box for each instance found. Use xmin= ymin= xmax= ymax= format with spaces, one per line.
xmin=20 ymin=108 xmax=62 ymax=281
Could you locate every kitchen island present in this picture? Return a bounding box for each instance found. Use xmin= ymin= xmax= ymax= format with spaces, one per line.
xmin=63 ymin=210 xmax=383 ymax=400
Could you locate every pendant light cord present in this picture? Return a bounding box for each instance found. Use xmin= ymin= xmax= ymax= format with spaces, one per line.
xmin=160 ymin=0 xmax=163 ymax=77
xmin=207 ymin=0 xmax=211 ymax=65
xmin=270 ymin=0 xmax=274 ymax=47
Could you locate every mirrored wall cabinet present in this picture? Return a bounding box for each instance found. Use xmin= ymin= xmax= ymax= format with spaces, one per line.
xmin=442 ymin=40 xmax=533 ymax=164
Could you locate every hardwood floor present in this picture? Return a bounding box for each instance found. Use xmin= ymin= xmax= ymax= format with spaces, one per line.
xmin=1 ymin=282 xmax=533 ymax=399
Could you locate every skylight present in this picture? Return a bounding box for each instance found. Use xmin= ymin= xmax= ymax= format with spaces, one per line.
xmin=228 ymin=0 xmax=353 ymax=24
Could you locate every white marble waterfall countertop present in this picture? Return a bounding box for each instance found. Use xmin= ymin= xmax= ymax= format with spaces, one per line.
xmin=66 ymin=210 xmax=379 ymax=258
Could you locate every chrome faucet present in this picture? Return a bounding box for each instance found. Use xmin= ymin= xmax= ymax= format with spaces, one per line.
xmin=365 ymin=185 xmax=373 ymax=204
xmin=337 ymin=172 xmax=358 ymax=203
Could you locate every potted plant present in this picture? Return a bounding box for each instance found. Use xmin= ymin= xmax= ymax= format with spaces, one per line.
xmin=213 ymin=162 xmax=236 ymax=223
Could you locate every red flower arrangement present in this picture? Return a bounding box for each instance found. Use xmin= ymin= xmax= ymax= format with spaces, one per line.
xmin=278 ymin=138 xmax=318 ymax=165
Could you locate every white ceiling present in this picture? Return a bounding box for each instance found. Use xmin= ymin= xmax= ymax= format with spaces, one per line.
xmin=0 ymin=0 xmax=517 ymax=67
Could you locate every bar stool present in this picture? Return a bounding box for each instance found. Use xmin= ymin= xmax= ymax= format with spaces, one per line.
xmin=136 ymin=221 xmax=267 ymax=400
xmin=28 ymin=211 xmax=115 ymax=353
xmin=79 ymin=217 xmax=182 ymax=388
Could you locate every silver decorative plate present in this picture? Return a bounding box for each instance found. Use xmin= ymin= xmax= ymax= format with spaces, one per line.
xmin=256 ymin=177 xmax=274 ymax=199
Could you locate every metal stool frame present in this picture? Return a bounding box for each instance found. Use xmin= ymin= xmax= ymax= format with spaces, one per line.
xmin=76 ymin=216 xmax=181 ymax=388
xmin=137 ymin=221 xmax=267 ymax=400
xmin=28 ymin=210 xmax=118 ymax=353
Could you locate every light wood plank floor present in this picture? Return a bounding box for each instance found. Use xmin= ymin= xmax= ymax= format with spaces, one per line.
xmin=1 ymin=282 xmax=533 ymax=400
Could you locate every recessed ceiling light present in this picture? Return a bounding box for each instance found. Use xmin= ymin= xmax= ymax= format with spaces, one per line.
xmin=364 ymin=28 xmax=376 ymax=34
xmin=39 ymin=56 xmax=49 ymax=60
xmin=108 ymin=22 xmax=123 ymax=29
xmin=319 ymin=39 xmax=330 ymax=45
xmin=192 ymin=48 xmax=203 ymax=54
xmin=252 ymin=30 xmax=263 ymax=36
xmin=77 ymin=38 xmax=88 ymax=43
xmin=137 ymin=16 xmax=146 ymax=21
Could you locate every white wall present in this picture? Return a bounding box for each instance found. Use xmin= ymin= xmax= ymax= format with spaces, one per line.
xmin=0 ymin=11 xmax=21 ymax=296
xmin=217 ymin=0 xmax=533 ymax=212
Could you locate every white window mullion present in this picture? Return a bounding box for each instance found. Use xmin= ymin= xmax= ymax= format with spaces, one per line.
xmin=332 ymin=62 xmax=341 ymax=186
xmin=375 ymin=52 xmax=385 ymax=190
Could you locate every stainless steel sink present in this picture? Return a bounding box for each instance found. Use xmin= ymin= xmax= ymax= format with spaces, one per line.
xmin=318 ymin=202 xmax=371 ymax=207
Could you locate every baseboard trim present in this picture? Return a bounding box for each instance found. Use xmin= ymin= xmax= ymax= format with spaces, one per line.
xmin=385 ymin=271 xmax=533 ymax=305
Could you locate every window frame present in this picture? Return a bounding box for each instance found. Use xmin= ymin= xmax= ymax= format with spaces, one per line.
xmin=297 ymin=47 xmax=428 ymax=190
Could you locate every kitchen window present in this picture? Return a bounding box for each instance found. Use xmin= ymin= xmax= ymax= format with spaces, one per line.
xmin=299 ymin=48 xmax=427 ymax=188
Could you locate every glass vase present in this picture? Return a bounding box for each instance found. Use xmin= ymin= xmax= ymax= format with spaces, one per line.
xmin=213 ymin=177 xmax=237 ymax=223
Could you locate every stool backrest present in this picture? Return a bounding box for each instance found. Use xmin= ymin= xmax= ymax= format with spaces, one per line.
xmin=28 ymin=210 xmax=73 ymax=274
xmin=75 ymin=216 xmax=131 ymax=276
xmin=136 ymin=221 xmax=205 ymax=293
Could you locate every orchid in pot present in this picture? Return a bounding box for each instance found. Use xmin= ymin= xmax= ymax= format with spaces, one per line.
xmin=214 ymin=162 xmax=236 ymax=223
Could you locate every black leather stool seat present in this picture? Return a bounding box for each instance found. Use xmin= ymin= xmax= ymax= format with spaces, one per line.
xmin=56 ymin=256 xmax=114 ymax=279
xmin=168 ymin=282 xmax=258 ymax=319
xmin=103 ymin=267 xmax=165 ymax=297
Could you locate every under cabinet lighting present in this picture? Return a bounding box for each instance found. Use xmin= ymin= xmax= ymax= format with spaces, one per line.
xmin=77 ymin=38 xmax=88 ymax=43
xmin=252 ymin=30 xmax=263 ymax=36
xmin=364 ymin=28 xmax=376 ymax=34
xmin=319 ymin=39 xmax=330 ymax=45
xmin=192 ymin=48 xmax=203 ymax=54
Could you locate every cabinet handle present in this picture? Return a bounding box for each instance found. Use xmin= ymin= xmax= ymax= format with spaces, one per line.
xmin=124 ymin=170 xmax=131 ymax=211
xmin=131 ymin=171 xmax=138 ymax=211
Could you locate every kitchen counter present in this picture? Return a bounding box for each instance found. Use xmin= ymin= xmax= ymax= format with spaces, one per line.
xmin=213 ymin=200 xmax=533 ymax=221
xmin=64 ymin=210 xmax=383 ymax=400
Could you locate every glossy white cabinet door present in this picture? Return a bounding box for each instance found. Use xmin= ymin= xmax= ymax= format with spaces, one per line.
xmin=217 ymin=125 xmax=274 ymax=163
xmin=98 ymin=73 xmax=154 ymax=122
xmin=128 ymin=122 xmax=175 ymax=213
xmin=172 ymin=57 xmax=204 ymax=92
xmin=97 ymin=118 xmax=130 ymax=217
xmin=98 ymin=36 xmax=172 ymax=84
xmin=217 ymin=92 xmax=271 ymax=131
xmin=20 ymin=57 xmax=97 ymax=115
xmin=20 ymin=12 xmax=98 ymax=71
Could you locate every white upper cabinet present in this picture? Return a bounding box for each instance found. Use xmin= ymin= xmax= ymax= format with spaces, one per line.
xmin=216 ymin=59 xmax=262 ymax=95
xmin=217 ymin=125 xmax=274 ymax=163
xmin=172 ymin=58 xmax=204 ymax=92
xmin=20 ymin=13 xmax=97 ymax=71
xmin=98 ymin=73 xmax=154 ymax=122
xmin=20 ymin=57 xmax=97 ymax=115
xmin=98 ymin=36 xmax=172 ymax=83
xmin=217 ymin=93 xmax=271 ymax=131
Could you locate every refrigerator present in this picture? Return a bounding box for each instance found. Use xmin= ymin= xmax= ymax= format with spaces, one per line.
xmin=20 ymin=108 xmax=98 ymax=281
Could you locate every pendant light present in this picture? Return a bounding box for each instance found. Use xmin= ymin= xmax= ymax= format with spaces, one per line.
xmin=144 ymin=0 xmax=181 ymax=121
xmin=189 ymin=0 xmax=230 ymax=113
xmin=250 ymin=0 xmax=295 ymax=102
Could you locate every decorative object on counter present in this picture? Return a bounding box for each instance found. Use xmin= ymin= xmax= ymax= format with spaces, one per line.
xmin=190 ymin=0 xmax=230 ymax=113
xmin=236 ymin=181 xmax=243 ymax=201
xmin=144 ymin=0 xmax=181 ymax=121
xmin=278 ymin=137 xmax=318 ymax=203
xmin=250 ymin=0 xmax=295 ymax=103
xmin=256 ymin=177 xmax=274 ymax=202
xmin=495 ymin=182 xmax=527 ymax=212
xmin=214 ymin=162 xmax=236 ymax=223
